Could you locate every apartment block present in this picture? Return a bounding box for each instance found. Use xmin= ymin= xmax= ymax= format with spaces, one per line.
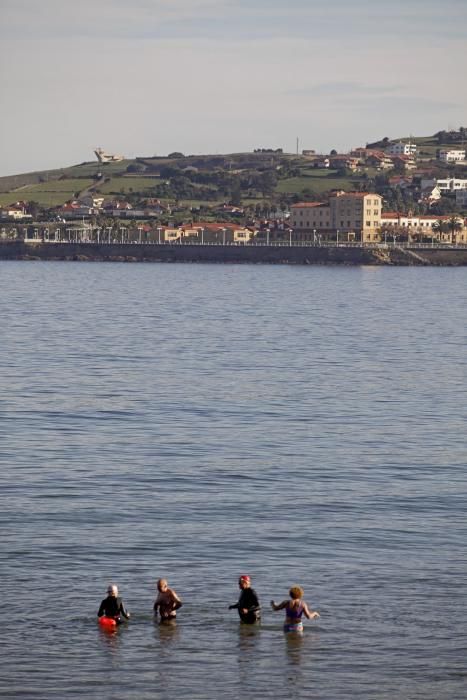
xmin=290 ymin=192 xmax=382 ymax=241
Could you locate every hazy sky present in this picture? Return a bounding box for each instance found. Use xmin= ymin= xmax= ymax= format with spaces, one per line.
xmin=1 ymin=0 xmax=466 ymax=176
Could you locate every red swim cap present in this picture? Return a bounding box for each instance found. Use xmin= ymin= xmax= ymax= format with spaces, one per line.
xmin=239 ymin=575 xmax=251 ymax=583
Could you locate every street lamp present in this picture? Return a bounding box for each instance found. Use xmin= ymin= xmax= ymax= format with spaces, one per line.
xmin=157 ymin=226 xmax=162 ymax=244
xmin=313 ymin=228 xmax=316 ymax=244
xmin=336 ymin=229 xmax=339 ymax=246
xmin=289 ymin=228 xmax=292 ymax=246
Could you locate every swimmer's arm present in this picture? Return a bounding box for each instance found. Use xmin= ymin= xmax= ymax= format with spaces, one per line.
xmin=302 ymin=602 xmax=319 ymax=620
xmin=119 ymin=600 xmax=131 ymax=619
xmin=170 ymin=589 xmax=183 ymax=610
xmin=270 ymin=599 xmax=288 ymax=611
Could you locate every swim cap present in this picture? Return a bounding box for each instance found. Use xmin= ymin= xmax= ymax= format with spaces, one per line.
xmin=239 ymin=575 xmax=251 ymax=584
xmin=107 ymin=584 xmax=118 ymax=596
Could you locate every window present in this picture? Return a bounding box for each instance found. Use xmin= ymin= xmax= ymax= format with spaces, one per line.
xmin=366 ymin=221 xmax=371 ymax=227
xmin=374 ymin=210 xmax=379 ymax=215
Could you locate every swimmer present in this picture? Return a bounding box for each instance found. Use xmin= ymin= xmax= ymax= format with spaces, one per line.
xmin=270 ymin=585 xmax=319 ymax=633
xmin=97 ymin=584 xmax=130 ymax=624
xmin=229 ymin=575 xmax=261 ymax=624
xmin=153 ymin=579 xmax=183 ymax=622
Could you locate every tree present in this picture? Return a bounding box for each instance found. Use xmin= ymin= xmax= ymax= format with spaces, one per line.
xmin=258 ymin=171 xmax=277 ymax=197
xmin=432 ymin=219 xmax=446 ymax=240
xmin=447 ymin=215 xmax=463 ymax=243
xmin=230 ymin=181 xmax=242 ymax=207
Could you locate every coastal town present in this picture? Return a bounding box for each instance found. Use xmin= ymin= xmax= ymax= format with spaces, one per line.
xmin=1 ymin=128 xmax=467 ymax=247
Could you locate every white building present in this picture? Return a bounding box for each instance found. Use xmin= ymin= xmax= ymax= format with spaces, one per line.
xmin=386 ymin=141 xmax=417 ymax=156
xmin=421 ymin=178 xmax=467 ymax=192
xmin=438 ymin=149 xmax=466 ymax=163
xmin=435 ymin=178 xmax=467 ymax=192
xmin=0 ymin=206 xmax=32 ymax=221
xmin=380 ymin=213 xmax=467 ymax=241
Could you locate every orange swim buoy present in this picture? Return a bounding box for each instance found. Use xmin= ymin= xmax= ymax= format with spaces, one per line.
xmin=98 ymin=616 xmax=117 ymax=630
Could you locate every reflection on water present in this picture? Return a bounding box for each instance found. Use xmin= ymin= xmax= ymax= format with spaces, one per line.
xmin=285 ymin=631 xmax=304 ymax=665
xmin=157 ymin=619 xmax=180 ymax=645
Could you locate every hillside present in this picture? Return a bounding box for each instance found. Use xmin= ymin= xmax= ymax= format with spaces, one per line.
xmin=0 ymin=129 xmax=466 ymax=219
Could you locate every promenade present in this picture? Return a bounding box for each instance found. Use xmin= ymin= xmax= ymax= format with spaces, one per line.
xmin=2 ymin=238 xmax=467 ymax=265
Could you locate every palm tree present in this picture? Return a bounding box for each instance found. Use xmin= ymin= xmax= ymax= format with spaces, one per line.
xmin=432 ymin=219 xmax=446 ymax=242
xmin=446 ymin=215 xmax=462 ymax=244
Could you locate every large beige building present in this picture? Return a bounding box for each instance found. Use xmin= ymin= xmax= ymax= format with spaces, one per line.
xmin=291 ymin=192 xmax=382 ymax=241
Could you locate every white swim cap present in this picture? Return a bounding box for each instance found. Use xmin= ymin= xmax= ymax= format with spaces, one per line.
xmin=107 ymin=584 xmax=118 ymax=596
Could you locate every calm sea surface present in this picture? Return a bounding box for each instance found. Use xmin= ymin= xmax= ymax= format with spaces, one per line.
xmin=1 ymin=261 xmax=466 ymax=700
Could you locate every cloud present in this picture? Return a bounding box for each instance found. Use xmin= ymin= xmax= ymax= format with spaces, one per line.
xmin=2 ymin=0 xmax=466 ymax=41
xmin=288 ymin=83 xmax=404 ymax=98
xmin=1 ymin=0 xmax=231 ymax=39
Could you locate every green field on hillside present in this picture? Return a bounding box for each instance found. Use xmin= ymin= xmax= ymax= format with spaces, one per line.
xmin=97 ymin=176 xmax=161 ymax=195
xmin=62 ymin=161 xmax=131 ymax=178
xmin=0 ymin=178 xmax=94 ymax=207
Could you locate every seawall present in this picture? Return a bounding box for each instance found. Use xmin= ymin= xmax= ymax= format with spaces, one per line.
xmin=1 ymin=241 xmax=467 ymax=265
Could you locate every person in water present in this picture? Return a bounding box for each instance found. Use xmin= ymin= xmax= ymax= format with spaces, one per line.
xmin=98 ymin=584 xmax=130 ymax=624
xmin=229 ymin=575 xmax=261 ymax=624
xmin=153 ymin=578 xmax=183 ymax=622
xmin=270 ymin=585 xmax=319 ymax=633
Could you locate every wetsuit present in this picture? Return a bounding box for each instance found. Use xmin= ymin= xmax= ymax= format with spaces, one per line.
xmin=98 ymin=595 xmax=130 ymax=623
xmin=230 ymin=588 xmax=261 ymax=624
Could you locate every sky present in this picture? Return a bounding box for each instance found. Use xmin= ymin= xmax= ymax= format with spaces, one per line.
xmin=1 ymin=0 xmax=466 ymax=176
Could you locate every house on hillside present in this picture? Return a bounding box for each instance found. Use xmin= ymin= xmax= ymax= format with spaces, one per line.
xmin=438 ymin=149 xmax=466 ymax=163
xmin=102 ymin=200 xmax=133 ymax=217
xmin=391 ymin=155 xmax=417 ymax=171
xmin=58 ymin=201 xmax=94 ymax=220
xmin=386 ymin=141 xmax=417 ymax=156
xmin=366 ymin=152 xmax=394 ymax=169
xmin=0 ymin=203 xmax=32 ymax=221
xmin=419 ymin=185 xmax=442 ymax=205
xmin=329 ymin=156 xmax=360 ymax=171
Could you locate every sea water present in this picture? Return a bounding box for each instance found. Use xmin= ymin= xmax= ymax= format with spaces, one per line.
xmin=1 ymin=261 xmax=466 ymax=700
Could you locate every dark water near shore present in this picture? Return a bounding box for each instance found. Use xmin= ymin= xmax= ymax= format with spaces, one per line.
xmin=1 ymin=261 xmax=466 ymax=700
